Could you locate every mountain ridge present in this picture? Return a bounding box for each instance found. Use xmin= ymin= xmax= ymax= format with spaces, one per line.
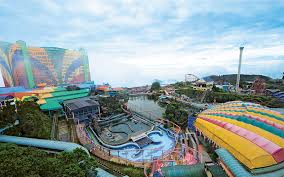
xmin=203 ymin=74 xmax=272 ymax=84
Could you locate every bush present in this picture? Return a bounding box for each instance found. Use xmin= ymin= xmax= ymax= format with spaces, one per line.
xmin=163 ymin=101 xmax=193 ymax=128
xmin=97 ymin=96 xmax=124 ymax=116
xmin=0 ymin=143 xmax=97 ymax=177
xmin=120 ymin=167 xmax=144 ymax=177
xmin=0 ymin=101 xmax=52 ymax=139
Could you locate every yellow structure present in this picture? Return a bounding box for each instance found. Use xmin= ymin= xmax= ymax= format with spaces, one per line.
xmin=195 ymin=101 xmax=284 ymax=169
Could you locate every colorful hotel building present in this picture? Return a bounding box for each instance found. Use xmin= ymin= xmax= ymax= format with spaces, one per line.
xmin=0 ymin=41 xmax=90 ymax=88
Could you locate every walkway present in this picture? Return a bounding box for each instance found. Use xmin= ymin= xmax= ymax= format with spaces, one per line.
xmin=198 ymin=144 xmax=212 ymax=162
xmin=58 ymin=120 xmax=70 ymax=142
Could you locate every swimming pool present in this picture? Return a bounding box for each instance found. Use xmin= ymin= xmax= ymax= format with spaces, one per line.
xmin=110 ymin=128 xmax=176 ymax=162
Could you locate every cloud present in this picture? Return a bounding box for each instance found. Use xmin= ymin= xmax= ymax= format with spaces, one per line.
xmin=35 ymin=0 xmax=61 ymax=14
xmin=66 ymin=0 xmax=114 ymax=16
xmin=1 ymin=0 xmax=284 ymax=87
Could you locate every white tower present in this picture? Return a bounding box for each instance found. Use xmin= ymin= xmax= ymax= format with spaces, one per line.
xmin=236 ymin=47 xmax=244 ymax=93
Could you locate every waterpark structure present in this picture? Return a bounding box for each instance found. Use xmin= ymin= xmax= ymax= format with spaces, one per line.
xmin=0 ymin=76 xmax=283 ymax=176
xmin=193 ymin=101 xmax=284 ymax=177
xmin=0 ymin=95 xmax=284 ymax=176
xmin=0 ymin=40 xmax=90 ymax=88
xmin=75 ymin=106 xmax=184 ymax=168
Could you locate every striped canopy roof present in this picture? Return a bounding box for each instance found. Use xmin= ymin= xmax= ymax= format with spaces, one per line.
xmin=195 ymin=101 xmax=284 ymax=169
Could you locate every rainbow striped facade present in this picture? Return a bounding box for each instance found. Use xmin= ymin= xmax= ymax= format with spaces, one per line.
xmin=0 ymin=41 xmax=90 ymax=88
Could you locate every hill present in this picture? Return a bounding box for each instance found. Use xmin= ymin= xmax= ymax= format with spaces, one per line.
xmin=203 ymin=74 xmax=272 ymax=84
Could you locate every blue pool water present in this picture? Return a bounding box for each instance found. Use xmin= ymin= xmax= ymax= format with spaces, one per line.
xmin=110 ymin=128 xmax=176 ymax=162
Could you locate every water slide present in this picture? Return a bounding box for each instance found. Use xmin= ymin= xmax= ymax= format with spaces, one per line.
xmin=85 ymin=126 xmax=99 ymax=144
xmin=0 ymin=135 xmax=90 ymax=155
xmin=0 ymin=122 xmax=89 ymax=155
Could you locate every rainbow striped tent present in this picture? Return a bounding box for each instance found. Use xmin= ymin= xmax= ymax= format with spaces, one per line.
xmin=195 ymin=101 xmax=284 ymax=169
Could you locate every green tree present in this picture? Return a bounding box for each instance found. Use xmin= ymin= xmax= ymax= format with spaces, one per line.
xmin=1 ymin=101 xmax=52 ymax=139
xmin=0 ymin=143 xmax=97 ymax=177
xmin=163 ymin=101 xmax=194 ymax=128
xmin=151 ymin=81 xmax=161 ymax=91
xmin=97 ymin=96 xmax=124 ymax=116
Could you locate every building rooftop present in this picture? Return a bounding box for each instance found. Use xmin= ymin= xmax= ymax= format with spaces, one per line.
xmin=0 ymin=86 xmax=28 ymax=94
xmin=64 ymin=97 xmax=99 ymax=111
xmin=39 ymin=89 xmax=90 ymax=111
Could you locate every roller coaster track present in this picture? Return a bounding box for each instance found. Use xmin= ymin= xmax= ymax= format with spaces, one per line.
xmin=185 ymin=74 xmax=200 ymax=83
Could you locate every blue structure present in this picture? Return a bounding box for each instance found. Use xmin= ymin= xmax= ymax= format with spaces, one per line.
xmin=188 ymin=115 xmax=197 ymax=131
xmin=0 ymin=86 xmax=28 ymax=94
xmin=272 ymin=91 xmax=284 ymax=102
xmin=216 ymin=148 xmax=284 ymax=177
xmin=0 ymin=135 xmax=89 ymax=155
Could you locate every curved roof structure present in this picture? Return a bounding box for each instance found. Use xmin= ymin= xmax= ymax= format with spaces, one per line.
xmin=161 ymin=164 xmax=206 ymax=177
xmin=216 ymin=148 xmax=284 ymax=177
xmin=0 ymin=135 xmax=89 ymax=155
xmin=195 ymin=101 xmax=284 ymax=169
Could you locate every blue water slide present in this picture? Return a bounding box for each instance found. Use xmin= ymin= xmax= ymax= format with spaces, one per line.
xmin=216 ymin=148 xmax=284 ymax=177
xmin=0 ymin=135 xmax=90 ymax=155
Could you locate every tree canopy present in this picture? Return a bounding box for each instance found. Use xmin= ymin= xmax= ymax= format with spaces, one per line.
xmin=0 ymin=101 xmax=52 ymax=139
xmin=163 ymin=101 xmax=194 ymax=128
xmin=97 ymin=96 xmax=124 ymax=116
xmin=0 ymin=143 xmax=97 ymax=177
xmin=151 ymin=81 xmax=161 ymax=91
xmin=176 ymin=86 xmax=284 ymax=108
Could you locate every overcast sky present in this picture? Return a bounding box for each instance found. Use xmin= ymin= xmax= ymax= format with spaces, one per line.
xmin=0 ymin=0 xmax=284 ymax=87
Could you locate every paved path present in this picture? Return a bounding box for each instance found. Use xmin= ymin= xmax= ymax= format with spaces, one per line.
xmin=58 ymin=120 xmax=70 ymax=142
xmin=198 ymin=144 xmax=212 ymax=163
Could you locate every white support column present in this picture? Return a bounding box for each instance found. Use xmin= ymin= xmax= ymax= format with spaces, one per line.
xmin=236 ymin=47 xmax=244 ymax=93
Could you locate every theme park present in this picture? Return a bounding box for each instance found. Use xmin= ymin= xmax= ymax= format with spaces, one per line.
xmin=0 ymin=40 xmax=283 ymax=177
xmin=1 ymin=1 xmax=284 ymax=177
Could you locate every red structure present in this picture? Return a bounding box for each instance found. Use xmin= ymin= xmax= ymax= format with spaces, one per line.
xmin=251 ymin=77 xmax=266 ymax=94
